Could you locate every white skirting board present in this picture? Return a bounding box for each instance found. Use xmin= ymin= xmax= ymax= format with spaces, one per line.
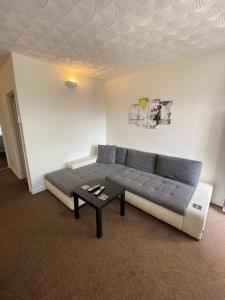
xmin=30 ymin=185 xmax=46 ymax=194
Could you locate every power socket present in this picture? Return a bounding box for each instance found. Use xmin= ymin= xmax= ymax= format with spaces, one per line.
xmin=193 ymin=203 xmax=202 ymax=210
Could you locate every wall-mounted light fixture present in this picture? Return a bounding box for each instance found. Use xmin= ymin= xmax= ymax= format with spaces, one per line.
xmin=64 ymin=79 xmax=77 ymax=89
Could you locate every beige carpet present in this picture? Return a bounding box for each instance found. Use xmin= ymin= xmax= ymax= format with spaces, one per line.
xmin=0 ymin=169 xmax=225 ymax=300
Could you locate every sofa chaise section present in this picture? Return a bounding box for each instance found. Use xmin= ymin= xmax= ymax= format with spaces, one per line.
xmin=45 ymin=158 xmax=124 ymax=209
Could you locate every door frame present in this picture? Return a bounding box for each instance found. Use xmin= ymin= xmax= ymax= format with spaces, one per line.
xmin=4 ymin=90 xmax=32 ymax=190
xmin=7 ymin=91 xmax=26 ymax=178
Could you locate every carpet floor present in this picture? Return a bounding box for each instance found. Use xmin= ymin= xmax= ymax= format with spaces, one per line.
xmin=0 ymin=169 xmax=225 ymax=300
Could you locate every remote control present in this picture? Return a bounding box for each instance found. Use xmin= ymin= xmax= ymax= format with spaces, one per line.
xmin=88 ymin=184 xmax=100 ymax=192
xmin=81 ymin=184 xmax=90 ymax=190
xmin=94 ymin=186 xmax=105 ymax=196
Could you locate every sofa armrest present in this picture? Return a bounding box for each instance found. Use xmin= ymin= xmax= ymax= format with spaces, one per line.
xmin=66 ymin=155 xmax=97 ymax=170
xmin=182 ymin=181 xmax=213 ymax=240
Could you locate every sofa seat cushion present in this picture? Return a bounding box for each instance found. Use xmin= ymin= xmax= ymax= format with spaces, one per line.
xmin=45 ymin=163 xmax=124 ymax=197
xmin=106 ymin=167 xmax=195 ymax=215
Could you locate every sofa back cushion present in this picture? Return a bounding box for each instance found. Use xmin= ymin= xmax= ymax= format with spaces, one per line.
xmin=97 ymin=145 xmax=116 ymax=164
xmin=155 ymin=155 xmax=202 ymax=187
xmin=116 ymin=147 xmax=128 ymax=165
xmin=126 ymin=149 xmax=157 ymax=173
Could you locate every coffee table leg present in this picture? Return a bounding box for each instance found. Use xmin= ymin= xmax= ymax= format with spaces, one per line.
xmin=74 ymin=194 xmax=80 ymax=219
xmin=96 ymin=208 xmax=102 ymax=238
xmin=120 ymin=190 xmax=125 ymax=216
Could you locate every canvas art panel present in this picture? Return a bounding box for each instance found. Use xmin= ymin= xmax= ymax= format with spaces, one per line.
xmin=129 ymin=99 xmax=173 ymax=129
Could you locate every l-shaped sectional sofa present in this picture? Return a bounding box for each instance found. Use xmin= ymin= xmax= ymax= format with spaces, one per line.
xmin=45 ymin=145 xmax=213 ymax=240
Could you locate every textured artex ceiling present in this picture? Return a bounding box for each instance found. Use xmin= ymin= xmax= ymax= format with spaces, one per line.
xmin=0 ymin=0 xmax=225 ymax=78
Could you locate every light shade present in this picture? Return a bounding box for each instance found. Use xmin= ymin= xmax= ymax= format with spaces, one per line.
xmin=65 ymin=80 xmax=77 ymax=88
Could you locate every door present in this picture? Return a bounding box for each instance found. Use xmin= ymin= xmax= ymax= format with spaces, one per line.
xmin=7 ymin=92 xmax=26 ymax=179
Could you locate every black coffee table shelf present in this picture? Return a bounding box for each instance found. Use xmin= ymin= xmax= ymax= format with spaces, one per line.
xmin=73 ymin=179 xmax=125 ymax=239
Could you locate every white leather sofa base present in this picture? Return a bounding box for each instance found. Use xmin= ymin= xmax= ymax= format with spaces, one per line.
xmin=45 ymin=156 xmax=213 ymax=240
xmin=126 ymin=181 xmax=213 ymax=240
xmin=182 ymin=182 xmax=213 ymax=240
xmin=45 ymin=179 xmax=84 ymax=210
xmin=66 ymin=155 xmax=97 ymax=170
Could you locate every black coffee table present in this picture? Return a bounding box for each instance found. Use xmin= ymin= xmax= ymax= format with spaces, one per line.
xmin=73 ymin=179 xmax=125 ymax=239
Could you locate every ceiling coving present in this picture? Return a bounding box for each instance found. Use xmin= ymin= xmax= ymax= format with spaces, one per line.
xmin=0 ymin=0 xmax=225 ymax=78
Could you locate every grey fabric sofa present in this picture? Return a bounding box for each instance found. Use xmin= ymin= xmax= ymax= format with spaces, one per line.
xmin=45 ymin=146 xmax=213 ymax=240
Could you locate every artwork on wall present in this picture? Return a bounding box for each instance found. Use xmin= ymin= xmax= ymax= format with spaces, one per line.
xmin=129 ymin=98 xmax=173 ymax=129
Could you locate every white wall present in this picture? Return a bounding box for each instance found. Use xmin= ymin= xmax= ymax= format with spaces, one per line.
xmin=12 ymin=53 xmax=106 ymax=193
xmin=0 ymin=55 xmax=26 ymax=178
xmin=106 ymin=50 xmax=225 ymax=206
xmin=214 ymin=117 xmax=225 ymax=207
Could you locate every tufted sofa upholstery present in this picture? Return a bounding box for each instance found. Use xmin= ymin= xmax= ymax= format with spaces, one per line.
xmin=106 ymin=167 xmax=195 ymax=215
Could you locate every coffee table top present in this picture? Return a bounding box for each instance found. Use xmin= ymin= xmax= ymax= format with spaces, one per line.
xmin=73 ymin=179 xmax=124 ymax=209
